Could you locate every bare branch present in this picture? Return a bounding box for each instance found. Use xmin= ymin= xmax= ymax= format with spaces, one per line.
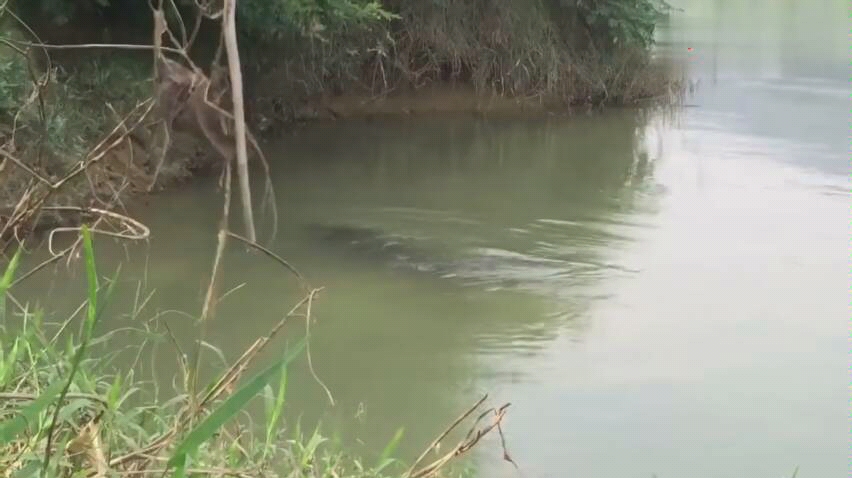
xmin=222 ymin=0 xmax=256 ymax=243
xmin=7 ymin=39 xmax=185 ymax=56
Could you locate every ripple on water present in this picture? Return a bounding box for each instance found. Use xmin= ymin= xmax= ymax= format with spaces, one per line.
xmin=536 ymin=218 xmax=584 ymax=227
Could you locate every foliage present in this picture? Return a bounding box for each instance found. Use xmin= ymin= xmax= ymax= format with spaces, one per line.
xmin=1 ymin=0 xmax=684 ymax=244
xmin=234 ymin=0 xmax=396 ymax=42
xmin=0 ymin=49 xmax=171 ymax=216
xmin=573 ymin=0 xmax=676 ymax=50
xmin=35 ymin=57 xmax=152 ymax=158
xmin=9 ymin=0 xmax=679 ymax=107
xmin=0 ymin=50 xmax=31 ymax=118
xmin=0 ymin=38 xmax=204 ymax=232
xmin=12 ymin=0 xmax=395 ymax=42
xmin=0 ymin=238 xmax=420 ymax=478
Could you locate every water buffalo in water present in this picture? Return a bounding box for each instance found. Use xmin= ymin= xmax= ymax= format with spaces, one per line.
xmin=302 ymin=222 xmax=572 ymax=291
xmin=303 ymin=222 xmax=446 ymax=273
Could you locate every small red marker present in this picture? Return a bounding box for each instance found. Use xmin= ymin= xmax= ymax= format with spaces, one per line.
xmin=687 ymin=47 xmax=694 ymax=52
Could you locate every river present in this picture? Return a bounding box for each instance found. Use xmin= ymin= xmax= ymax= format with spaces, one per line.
xmin=14 ymin=1 xmax=849 ymax=477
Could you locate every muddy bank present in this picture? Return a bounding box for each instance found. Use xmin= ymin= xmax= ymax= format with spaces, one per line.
xmin=0 ymin=85 xmax=658 ymax=250
xmin=256 ymin=81 xmax=679 ymax=128
xmin=281 ymin=85 xmax=573 ymax=122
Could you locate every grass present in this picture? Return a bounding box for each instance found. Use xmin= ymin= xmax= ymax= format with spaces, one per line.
xmin=0 ymin=231 xmax=480 ymax=478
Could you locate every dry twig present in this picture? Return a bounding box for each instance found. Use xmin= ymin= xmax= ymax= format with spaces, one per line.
xmin=407 ymin=395 xmax=516 ymax=478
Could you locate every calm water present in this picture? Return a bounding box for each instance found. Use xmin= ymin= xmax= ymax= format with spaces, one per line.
xmin=14 ymin=1 xmax=849 ymax=477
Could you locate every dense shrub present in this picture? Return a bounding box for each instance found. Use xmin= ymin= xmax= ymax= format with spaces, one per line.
xmin=8 ymin=0 xmax=676 ymax=106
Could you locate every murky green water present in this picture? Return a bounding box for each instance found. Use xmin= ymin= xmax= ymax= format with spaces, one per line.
xmin=13 ymin=1 xmax=849 ymax=476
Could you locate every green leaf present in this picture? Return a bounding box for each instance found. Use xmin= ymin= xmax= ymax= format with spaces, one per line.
xmin=0 ymin=246 xmax=22 ymax=322
xmin=264 ymin=365 xmax=288 ymax=450
xmin=81 ymin=226 xmax=99 ymax=332
xmin=297 ymin=426 xmax=328 ymax=470
xmin=0 ymin=379 xmax=65 ymax=443
xmin=0 ymin=245 xmax=22 ymax=290
xmin=11 ymin=461 xmax=41 ymax=478
xmin=375 ymin=426 xmax=405 ymax=473
xmin=170 ymin=454 xmax=188 ymax=478
xmin=167 ymin=339 xmax=306 ymax=469
xmin=57 ymin=398 xmax=93 ymax=423
xmin=107 ymin=373 xmax=123 ymax=410
xmin=0 ymin=338 xmax=20 ymax=386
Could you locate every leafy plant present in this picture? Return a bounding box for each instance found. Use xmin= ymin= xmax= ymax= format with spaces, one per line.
xmin=167 ymin=339 xmax=306 ymax=476
xmin=235 ymin=0 xmax=395 ymax=41
xmin=575 ymin=0 xmax=676 ymax=49
xmin=0 ymin=52 xmax=31 ymax=117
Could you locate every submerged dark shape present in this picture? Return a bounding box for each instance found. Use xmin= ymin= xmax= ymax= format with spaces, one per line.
xmin=303 ymin=222 xmax=442 ymax=271
xmin=302 ymin=223 xmax=573 ymax=291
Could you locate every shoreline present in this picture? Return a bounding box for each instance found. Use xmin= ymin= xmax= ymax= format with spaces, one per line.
xmin=258 ymin=82 xmax=674 ymax=126
xmin=1 ymin=82 xmax=679 ymax=248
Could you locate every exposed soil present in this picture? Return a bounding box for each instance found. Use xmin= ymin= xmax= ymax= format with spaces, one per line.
xmin=262 ymin=83 xmax=606 ymax=127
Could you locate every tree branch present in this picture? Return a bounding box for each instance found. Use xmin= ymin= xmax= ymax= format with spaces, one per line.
xmin=222 ymin=0 xmax=256 ymax=243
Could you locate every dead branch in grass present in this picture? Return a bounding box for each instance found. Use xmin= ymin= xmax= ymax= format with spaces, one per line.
xmin=108 ymin=288 xmax=324 ymax=472
xmin=407 ymin=394 xmax=516 ymax=478
xmin=1 ymin=0 xmax=280 ymax=253
xmin=0 ymin=97 xmax=156 ymax=253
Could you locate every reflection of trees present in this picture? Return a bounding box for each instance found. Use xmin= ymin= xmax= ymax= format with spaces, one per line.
xmin=278 ymin=110 xmax=659 ymax=337
xmin=281 ymin=111 xmax=656 ymax=217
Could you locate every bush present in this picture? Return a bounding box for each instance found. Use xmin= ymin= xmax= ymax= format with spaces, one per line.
xmin=8 ymin=0 xmax=680 ymax=109
xmin=240 ymin=0 xmax=681 ymax=119
xmin=0 ymin=49 xmax=31 ymax=119
xmin=0 ymin=47 xmax=193 ymax=231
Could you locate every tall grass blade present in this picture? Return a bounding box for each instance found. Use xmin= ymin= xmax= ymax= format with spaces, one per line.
xmin=167 ymin=339 xmax=307 ymax=470
xmin=82 ymin=225 xmax=99 ymax=327
xmin=300 ymin=427 xmax=328 ymax=469
xmin=0 ymin=245 xmax=22 ymax=322
xmin=375 ymin=427 xmax=405 ymax=473
xmin=0 ymin=248 xmax=59 ymax=444
xmin=170 ymin=455 xmax=189 ymax=478
xmin=0 ymin=337 xmax=21 ymax=386
xmin=41 ymin=226 xmax=119 ymax=475
xmin=264 ymin=364 xmax=288 ymax=453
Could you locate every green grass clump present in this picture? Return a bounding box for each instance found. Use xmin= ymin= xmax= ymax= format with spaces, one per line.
xmin=0 ymin=231 xmax=453 ymax=478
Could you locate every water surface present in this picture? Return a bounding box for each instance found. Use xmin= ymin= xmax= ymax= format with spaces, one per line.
xmin=15 ymin=1 xmax=849 ymax=477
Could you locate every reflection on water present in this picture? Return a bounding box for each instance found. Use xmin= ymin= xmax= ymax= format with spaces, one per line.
xmin=17 ymin=108 xmax=660 ymax=464
xmin=12 ymin=0 xmax=849 ymax=476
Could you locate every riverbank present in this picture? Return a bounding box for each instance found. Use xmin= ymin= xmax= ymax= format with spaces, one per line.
xmin=260 ymin=72 xmax=684 ymax=126
xmin=0 ymin=0 xmax=686 ymax=247
xmin=0 ymin=61 xmax=684 ymax=252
